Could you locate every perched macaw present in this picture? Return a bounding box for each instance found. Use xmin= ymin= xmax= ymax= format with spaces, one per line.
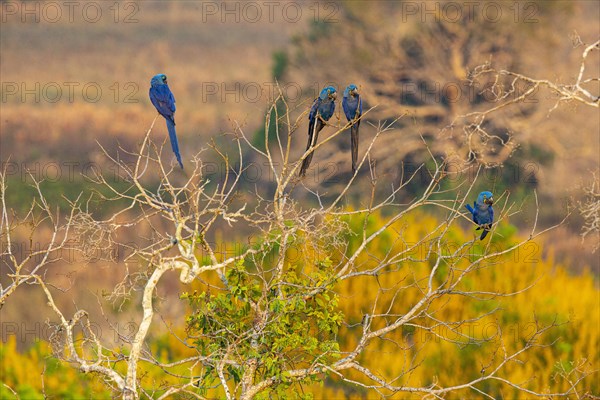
xmin=299 ymin=85 xmax=337 ymax=177
xmin=342 ymin=84 xmax=362 ymax=173
xmin=465 ymin=191 xmax=494 ymax=240
xmin=149 ymin=73 xmax=183 ymax=169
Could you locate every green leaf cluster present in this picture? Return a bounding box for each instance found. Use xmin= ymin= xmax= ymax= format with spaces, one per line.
xmin=182 ymin=257 xmax=343 ymax=394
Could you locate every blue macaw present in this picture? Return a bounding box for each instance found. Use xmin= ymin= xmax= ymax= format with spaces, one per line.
xmin=299 ymin=85 xmax=337 ymax=177
xmin=342 ymin=84 xmax=362 ymax=173
xmin=465 ymin=191 xmax=494 ymax=240
xmin=149 ymin=74 xmax=183 ymax=169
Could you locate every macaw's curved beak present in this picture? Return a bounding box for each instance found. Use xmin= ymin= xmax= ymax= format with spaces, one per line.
xmin=331 ymin=92 xmax=337 ymax=100
xmin=486 ymin=197 xmax=494 ymax=205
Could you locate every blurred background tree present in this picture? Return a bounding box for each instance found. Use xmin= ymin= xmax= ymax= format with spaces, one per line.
xmin=1 ymin=0 xmax=598 ymax=398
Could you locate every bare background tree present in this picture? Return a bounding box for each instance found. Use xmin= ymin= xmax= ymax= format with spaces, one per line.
xmin=579 ymin=171 xmax=600 ymax=252
xmin=0 ymin=163 xmax=77 ymax=308
xmin=2 ymin=81 xmax=597 ymax=397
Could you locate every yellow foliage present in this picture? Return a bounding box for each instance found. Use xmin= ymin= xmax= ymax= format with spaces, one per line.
xmin=0 ymin=336 xmax=111 ymax=399
xmin=306 ymin=211 xmax=599 ymax=398
xmin=2 ymin=212 xmax=598 ymax=398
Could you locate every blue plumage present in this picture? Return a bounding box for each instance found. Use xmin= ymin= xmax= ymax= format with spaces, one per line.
xmin=300 ymin=86 xmax=337 ymax=177
xmin=465 ymin=191 xmax=494 ymax=240
xmin=342 ymin=84 xmax=362 ymax=173
xmin=149 ymin=74 xmax=183 ymax=169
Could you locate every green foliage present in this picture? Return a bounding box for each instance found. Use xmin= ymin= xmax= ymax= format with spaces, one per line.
xmin=272 ymin=50 xmax=289 ymax=81
xmin=307 ymin=20 xmax=332 ymax=43
xmin=182 ymin=258 xmax=343 ymax=395
xmin=251 ymin=103 xmax=282 ymax=150
xmin=251 ymin=50 xmax=288 ymax=150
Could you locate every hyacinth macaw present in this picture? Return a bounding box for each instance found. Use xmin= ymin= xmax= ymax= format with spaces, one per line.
xmin=149 ymin=74 xmax=183 ymax=169
xmin=342 ymin=84 xmax=362 ymax=173
xmin=299 ymin=85 xmax=337 ymax=177
xmin=465 ymin=191 xmax=494 ymax=240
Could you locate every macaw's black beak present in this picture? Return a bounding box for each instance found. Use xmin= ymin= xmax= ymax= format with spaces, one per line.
xmin=331 ymin=92 xmax=337 ymax=100
xmin=486 ymin=198 xmax=494 ymax=205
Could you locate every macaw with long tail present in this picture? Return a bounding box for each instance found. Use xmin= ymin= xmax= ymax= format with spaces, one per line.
xmin=299 ymin=85 xmax=337 ymax=177
xmin=342 ymin=84 xmax=362 ymax=173
xmin=149 ymin=73 xmax=183 ymax=169
xmin=465 ymin=191 xmax=494 ymax=240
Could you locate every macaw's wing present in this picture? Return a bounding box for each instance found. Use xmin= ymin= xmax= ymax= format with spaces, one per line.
xmin=168 ymin=89 xmax=176 ymax=112
xmin=150 ymin=85 xmax=176 ymax=120
xmin=468 ymin=202 xmax=481 ymax=224
xmin=301 ymin=97 xmax=323 ymax=176
xmin=342 ymin=96 xmax=353 ymax=121
xmin=465 ymin=203 xmax=475 ymax=215
xmin=343 ymin=95 xmax=361 ymax=122
xmin=300 ymin=118 xmax=324 ymax=177
xmin=306 ymin=115 xmax=318 ymax=152
xmin=342 ymin=96 xmax=361 ymax=173
xmin=479 ymin=206 xmax=494 ymax=240
xmin=309 ymin=97 xmax=321 ymax=122
xmin=358 ymin=94 xmax=363 ymax=115
xmin=319 ymin=99 xmax=336 ymax=121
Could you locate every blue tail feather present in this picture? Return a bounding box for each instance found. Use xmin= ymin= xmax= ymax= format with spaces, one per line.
xmin=465 ymin=204 xmax=474 ymax=214
xmin=480 ymin=228 xmax=489 ymax=240
xmin=166 ymin=118 xmax=183 ymax=169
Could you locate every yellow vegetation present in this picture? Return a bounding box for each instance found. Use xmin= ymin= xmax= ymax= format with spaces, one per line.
xmin=1 ymin=212 xmax=598 ymax=398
